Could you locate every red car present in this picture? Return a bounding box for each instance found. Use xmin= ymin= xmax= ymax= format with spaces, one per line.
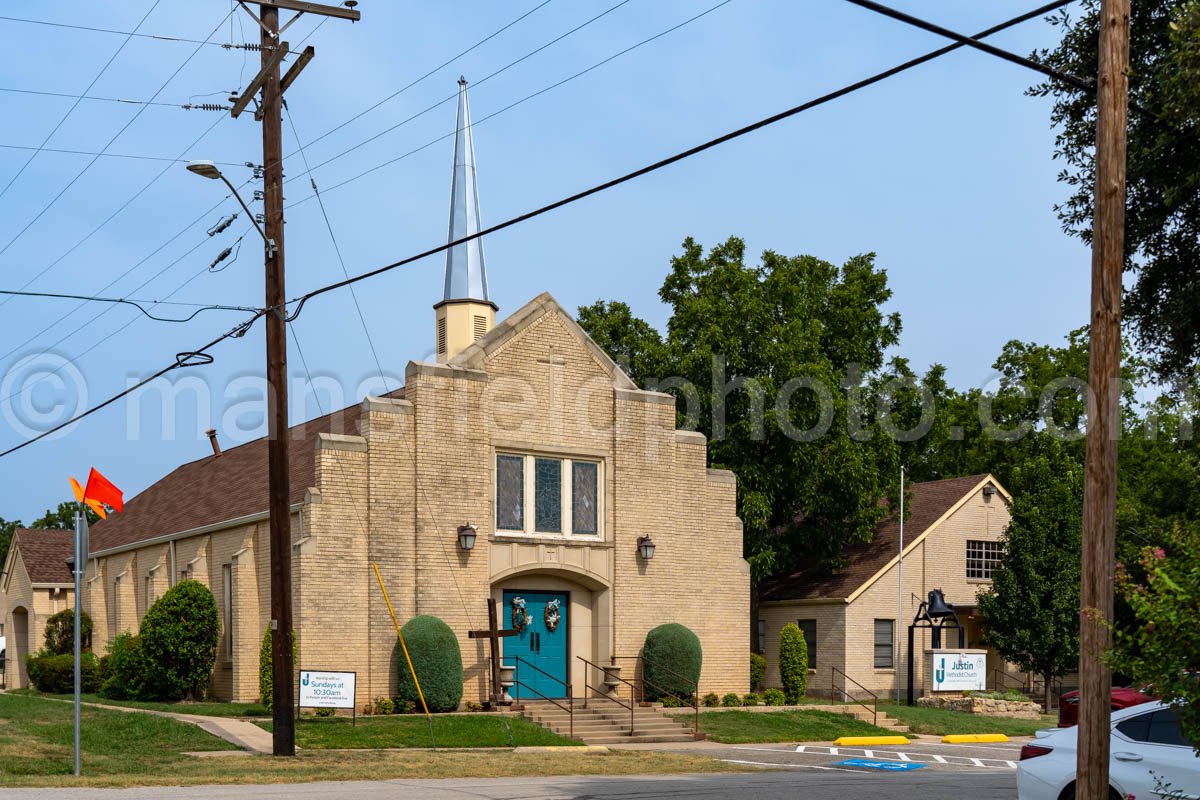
xmin=1057 ymin=687 xmax=1154 ymax=727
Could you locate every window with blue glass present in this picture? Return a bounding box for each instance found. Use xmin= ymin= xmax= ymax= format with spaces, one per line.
xmin=572 ymin=461 xmax=598 ymax=534
xmin=534 ymin=458 xmax=562 ymax=533
xmin=495 ymin=455 xmax=524 ymax=531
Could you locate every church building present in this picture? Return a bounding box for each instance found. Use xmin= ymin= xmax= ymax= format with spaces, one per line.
xmin=71 ymin=79 xmax=749 ymax=707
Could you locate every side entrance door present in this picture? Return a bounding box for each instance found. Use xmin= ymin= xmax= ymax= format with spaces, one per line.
xmin=502 ymin=590 xmax=569 ymax=700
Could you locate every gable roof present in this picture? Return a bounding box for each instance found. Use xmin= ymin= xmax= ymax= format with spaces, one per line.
xmin=760 ymin=474 xmax=1004 ymax=603
xmin=88 ymin=389 xmax=403 ymax=555
xmin=12 ymin=528 xmax=74 ymax=585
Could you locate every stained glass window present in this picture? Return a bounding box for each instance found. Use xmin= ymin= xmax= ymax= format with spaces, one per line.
xmin=534 ymin=457 xmax=562 ymax=533
xmin=496 ymin=455 xmax=524 ymax=531
xmin=572 ymin=461 xmax=598 ymax=534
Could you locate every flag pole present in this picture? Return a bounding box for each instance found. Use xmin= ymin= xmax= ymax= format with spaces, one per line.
xmin=73 ymin=504 xmax=83 ymax=777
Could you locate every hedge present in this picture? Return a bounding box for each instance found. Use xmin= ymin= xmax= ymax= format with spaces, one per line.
xmin=395 ymin=615 xmax=462 ymax=713
xmin=100 ymin=631 xmax=152 ymax=700
xmin=25 ymin=651 xmax=100 ymax=694
xmin=43 ymin=609 xmax=93 ymax=655
xmin=139 ymin=580 xmax=220 ymax=700
xmin=642 ymin=623 xmax=702 ymax=702
xmin=779 ymin=623 xmax=809 ymax=704
xmin=749 ymin=651 xmax=767 ymax=692
xmin=259 ymin=629 xmax=298 ymax=712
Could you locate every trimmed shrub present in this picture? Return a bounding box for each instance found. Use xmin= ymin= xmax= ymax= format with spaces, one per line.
xmin=641 ymin=623 xmax=702 ymax=702
xmin=395 ymin=615 xmax=463 ymax=713
xmin=661 ymin=695 xmax=681 ymax=708
xmin=139 ymin=580 xmax=220 ymax=700
xmin=25 ymin=651 xmax=100 ymax=694
xmin=101 ymin=632 xmax=152 ymax=700
xmin=749 ymin=652 xmax=767 ymax=692
xmin=722 ymin=692 xmax=741 ymax=707
xmin=779 ymin=623 xmax=809 ymax=704
xmin=373 ymin=696 xmax=395 ymax=715
xmin=43 ymin=610 xmax=93 ymax=655
xmin=259 ymin=629 xmax=298 ymax=713
xmin=742 ymin=692 xmax=761 ymax=706
xmin=702 ymin=692 xmax=720 ymax=708
xmin=762 ymin=687 xmax=786 ymax=706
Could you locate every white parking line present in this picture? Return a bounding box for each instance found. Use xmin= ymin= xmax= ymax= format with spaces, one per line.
xmin=733 ymin=744 xmax=1018 ymax=770
xmin=933 ymin=755 xmax=948 ymax=764
xmin=722 ymin=759 xmax=870 ymax=774
xmin=897 ymin=752 xmax=911 ymax=761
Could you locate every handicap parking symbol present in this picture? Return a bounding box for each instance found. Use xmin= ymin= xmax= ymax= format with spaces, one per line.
xmin=834 ymin=758 xmax=925 ymax=771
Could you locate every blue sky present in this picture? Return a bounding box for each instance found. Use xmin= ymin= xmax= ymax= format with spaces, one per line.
xmin=0 ymin=0 xmax=1090 ymax=522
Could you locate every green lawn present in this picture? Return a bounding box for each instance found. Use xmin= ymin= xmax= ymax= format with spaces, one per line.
xmin=879 ymin=702 xmax=1057 ymax=737
xmin=9 ymin=689 xmax=268 ymax=718
xmin=695 ymin=709 xmax=913 ymax=744
xmin=258 ymin=714 xmax=581 ymax=749
xmin=0 ymin=692 xmax=236 ymax=778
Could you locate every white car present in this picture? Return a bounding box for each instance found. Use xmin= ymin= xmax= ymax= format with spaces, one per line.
xmin=1018 ymin=701 xmax=1199 ymax=800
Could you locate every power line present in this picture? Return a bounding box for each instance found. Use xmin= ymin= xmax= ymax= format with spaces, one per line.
xmin=286 ymin=0 xmax=556 ymax=159
xmin=0 ymin=0 xmax=162 ymax=203
xmin=0 ymin=289 xmax=258 ymax=322
xmin=286 ymin=0 xmax=1072 ymax=311
xmin=288 ymin=0 xmax=736 ymax=203
xmin=288 ymin=0 xmax=631 ymax=185
xmin=0 ymin=5 xmax=236 ymax=260
xmin=0 ymin=143 xmax=242 ymax=166
xmin=0 ymin=85 xmax=182 ymax=108
xmin=0 ymin=1 xmax=1071 ymax=463
xmin=0 ymin=12 xmax=252 ymax=47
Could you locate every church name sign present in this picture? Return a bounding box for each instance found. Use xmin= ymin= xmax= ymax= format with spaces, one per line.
xmin=299 ymin=670 xmax=357 ymax=709
xmin=930 ymin=652 xmax=987 ymax=692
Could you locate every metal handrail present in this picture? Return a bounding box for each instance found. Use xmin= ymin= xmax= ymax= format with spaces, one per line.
xmin=613 ymin=655 xmax=700 ymax=737
xmin=578 ymin=656 xmax=637 ymax=736
xmin=990 ymin=667 xmax=1062 ymax=709
xmin=512 ymin=656 xmax=574 ymax=740
xmin=831 ymin=666 xmax=878 ymax=726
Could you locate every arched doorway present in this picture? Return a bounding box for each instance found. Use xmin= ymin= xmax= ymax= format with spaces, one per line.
xmin=10 ymin=607 xmax=28 ymax=689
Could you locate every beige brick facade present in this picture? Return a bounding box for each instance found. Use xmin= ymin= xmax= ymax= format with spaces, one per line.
xmin=2 ymin=538 xmax=75 ymax=690
xmin=66 ymin=293 xmax=747 ymax=707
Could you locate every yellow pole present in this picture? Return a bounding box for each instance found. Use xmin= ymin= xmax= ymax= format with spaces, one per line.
xmin=372 ymin=563 xmax=431 ymax=719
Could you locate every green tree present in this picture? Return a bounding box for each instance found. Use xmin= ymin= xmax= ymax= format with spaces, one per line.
xmin=579 ymin=236 xmax=905 ymax=577
xmin=778 ymin=623 xmax=808 ymax=704
xmin=1110 ymin=523 xmax=1200 ymax=751
xmin=978 ymin=454 xmax=1084 ymax=710
xmin=0 ymin=516 xmax=19 ymax=572
xmin=139 ymin=580 xmax=220 ymax=700
xmin=1034 ymin=0 xmax=1200 ymax=382
xmin=43 ymin=609 xmax=93 ymax=655
xmin=30 ymin=502 xmax=99 ymax=531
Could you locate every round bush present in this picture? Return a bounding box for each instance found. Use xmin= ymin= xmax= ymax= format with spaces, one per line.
xmin=139 ymin=580 xmax=220 ymax=700
xmin=25 ymin=651 xmax=100 ymax=694
xmin=43 ymin=610 xmax=93 ymax=655
xmin=721 ymin=692 xmax=741 ymax=707
xmin=749 ymin=652 xmax=767 ymax=692
xmin=779 ymin=623 xmax=809 ymax=704
xmin=642 ymin=623 xmax=702 ymax=702
xmin=762 ymin=687 xmax=787 ymax=706
xmin=395 ymin=615 xmax=462 ymax=713
xmin=743 ymin=692 xmax=761 ymax=706
xmin=703 ymin=692 xmax=720 ymax=708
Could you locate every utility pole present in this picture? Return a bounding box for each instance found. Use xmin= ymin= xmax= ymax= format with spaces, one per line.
xmin=1077 ymin=0 xmax=1129 ymax=797
xmin=230 ymin=0 xmax=360 ymax=757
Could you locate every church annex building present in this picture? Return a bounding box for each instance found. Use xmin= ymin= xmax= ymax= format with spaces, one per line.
xmin=33 ymin=79 xmax=750 ymax=707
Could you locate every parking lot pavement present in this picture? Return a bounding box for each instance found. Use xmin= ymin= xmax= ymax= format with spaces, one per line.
xmin=695 ymin=738 xmax=1027 ymax=774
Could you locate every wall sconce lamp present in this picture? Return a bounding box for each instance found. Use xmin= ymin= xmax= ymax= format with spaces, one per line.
xmin=457 ymin=524 xmax=478 ymax=551
xmin=637 ymin=535 xmax=656 ymax=561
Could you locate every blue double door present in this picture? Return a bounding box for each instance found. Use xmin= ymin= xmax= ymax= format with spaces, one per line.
xmin=503 ymin=590 xmax=569 ymax=700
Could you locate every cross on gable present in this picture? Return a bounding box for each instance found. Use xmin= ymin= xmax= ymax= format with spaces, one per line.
xmin=467 ymin=598 xmax=519 ymax=707
xmin=536 ymin=346 xmax=567 ymax=408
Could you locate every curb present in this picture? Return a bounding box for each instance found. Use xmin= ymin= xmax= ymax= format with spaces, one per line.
xmin=941 ymin=733 xmax=1010 ymax=744
xmin=515 ymin=745 xmax=610 ymax=753
xmin=832 ymin=735 xmax=911 ymax=746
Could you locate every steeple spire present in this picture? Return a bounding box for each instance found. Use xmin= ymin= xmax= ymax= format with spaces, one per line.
xmin=434 ymin=77 xmax=496 ymax=362
xmin=443 ymin=76 xmax=488 ymax=302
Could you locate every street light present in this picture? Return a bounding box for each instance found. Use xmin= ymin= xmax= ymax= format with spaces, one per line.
xmin=185 ymin=160 xmax=276 ymax=257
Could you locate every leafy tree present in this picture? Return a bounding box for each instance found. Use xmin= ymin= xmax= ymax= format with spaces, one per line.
xmin=1110 ymin=523 xmax=1200 ymax=751
xmin=0 ymin=516 xmax=19 ymax=572
xmin=1034 ymin=0 xmax=1200 ymax=382
xmin=139 ymin=580 xmax=220 ymax=700
xmin=978 ymin=453 xmax=1084 ymax=710
xmin=30 ymin=502 xmax=99 ymax=531
xmin=579 ymin=236 xmax=905 ymax=577
xmin=43 ymin=609 xmax=93 ymax=655
xmin=778 ymin=623 xmax=808 ymax=703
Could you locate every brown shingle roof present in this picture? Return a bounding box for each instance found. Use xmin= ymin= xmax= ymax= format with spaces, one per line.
xmin=89 ymin=389 xmax=403 ymax=554
xmin=760 ymin=474 xmax=993 ymax=602
xmin=13 ymin=528 xmax=74 ymax=584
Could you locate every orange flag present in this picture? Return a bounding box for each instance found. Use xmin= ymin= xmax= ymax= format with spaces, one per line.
xmin=69 ymin=476 xmax=107 ymax=519
xmin=84 ymin=468 xmax=124 ymax=514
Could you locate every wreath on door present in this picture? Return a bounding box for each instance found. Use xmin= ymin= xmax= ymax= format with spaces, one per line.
xmin=544 ymin=599 xmax=561 ymax=632
xmin=511 ymin=597 xmax=531 ymax=633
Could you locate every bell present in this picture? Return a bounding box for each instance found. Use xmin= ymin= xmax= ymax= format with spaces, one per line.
xmin=926 ymin=589 xmax=954 ymax=618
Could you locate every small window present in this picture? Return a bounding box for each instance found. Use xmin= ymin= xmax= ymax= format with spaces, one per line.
xmin=534 ymin=458 xmax=562 ymax=533
xmin=798 ymin=619 xmax=817 ymax=669
xmin=757 ymin=619 xmax=766 ymax=653
xmin=222 ymin=565 xmax=233 ymax=658
xmin=966 ymin=540 xmax=1003 ymax=580
xmin=572 ymin=461 xmax=599 ymax=534
xmin=496 ymin=455 xmax=524 ymax=531
xmin=874 ymin=619 xmax=894 ymax=669
xmin=146 ymin=577 xmax=153 ymax=609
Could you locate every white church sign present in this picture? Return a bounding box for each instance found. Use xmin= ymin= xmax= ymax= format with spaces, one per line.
xmin=928 ymin=651 xmax=987 ymax=692
xmin=299 ymin=670 xmax=356 ymax=709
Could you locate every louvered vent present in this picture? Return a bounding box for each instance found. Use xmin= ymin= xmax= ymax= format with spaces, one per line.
xmin=437 ymin=317 xmax=447 ymax=355
xmin=473 ymin=315 xmax=488 ymax=341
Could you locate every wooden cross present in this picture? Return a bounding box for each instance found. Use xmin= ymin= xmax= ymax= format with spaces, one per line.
xmin=467 ymin=598 xmax=520 ymax=707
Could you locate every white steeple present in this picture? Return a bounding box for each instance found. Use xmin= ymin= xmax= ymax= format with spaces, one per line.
xmin=435 ymin=77 xmax=496 ymax=362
